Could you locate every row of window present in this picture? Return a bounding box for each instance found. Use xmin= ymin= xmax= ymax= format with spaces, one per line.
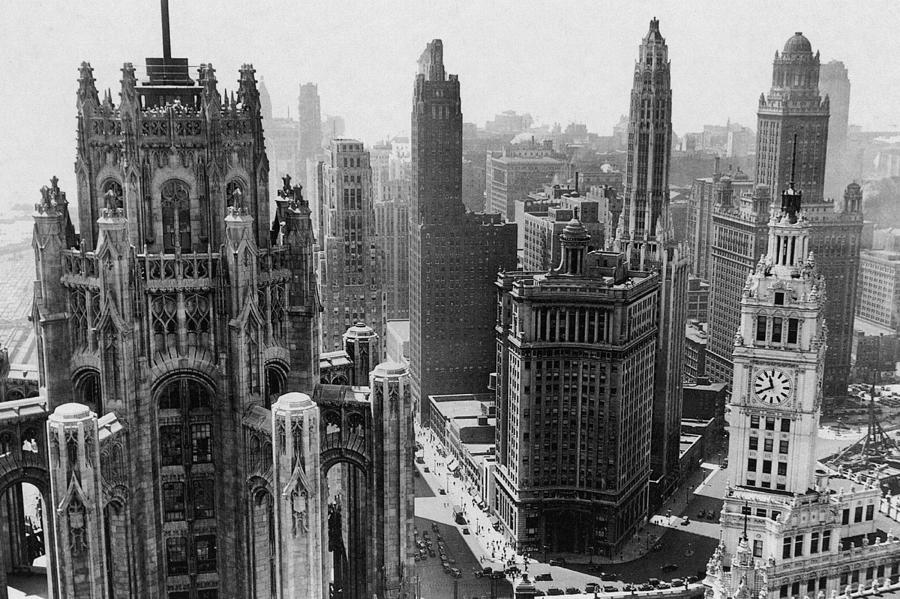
xmin=747 ymin=458 xmax=788 ymax=476
xmin=782 ymin=529 xmax=832 ymax=559
xmin=841 ymin=504 xmax=875 ymax=525
xmin=756 ymin=315 xmax=800 ymax=345
xmin=166 ymin=534 xmax=217 ymax=575
xmin=749 ymin=436 xmax=789 ymax=453
xmin=750 ymin=415 xmax=791 ymax=431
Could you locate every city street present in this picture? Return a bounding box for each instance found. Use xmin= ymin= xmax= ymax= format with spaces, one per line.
xmin=412 ymin=423 xmax=865 ymax=596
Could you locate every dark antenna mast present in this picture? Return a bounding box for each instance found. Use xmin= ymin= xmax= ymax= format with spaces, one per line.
xmin=789 ymin=133 xmax=798 ymax=185
xmin=161 ymin=0 xmax=172 ymax=60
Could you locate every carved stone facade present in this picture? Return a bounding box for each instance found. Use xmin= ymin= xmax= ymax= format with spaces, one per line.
xmin=23 ymin=50 xmax=413 ymax=599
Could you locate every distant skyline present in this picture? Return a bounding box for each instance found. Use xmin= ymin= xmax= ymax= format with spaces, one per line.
xmin=1 ymin=0 xmax=898 ymax=205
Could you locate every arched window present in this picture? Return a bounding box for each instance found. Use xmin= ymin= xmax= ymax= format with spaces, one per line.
xmin=101 ymin=179 xmax=124 ymax=213
xmin=74 ymin=370 xmax=102 ymax=414
xmin=161 ymin=179 xmax=192 ymax=253
xmin=226 ymin=180 xmax=244 ymax=208
xmin=156 ymin=377 xmax=217 ymax=581
xmin=264 ymin=365 xmax=285 ymax=409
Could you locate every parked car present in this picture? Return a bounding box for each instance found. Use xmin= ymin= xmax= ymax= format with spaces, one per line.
xmin=687 ymin=576 xmax=699 ymax=584
xmin=462 ymin=528 xmax=470 ymax=535
xmin=505 ymin=566 xmax=521 ymax=576
xmin=565 ymin=588 xmax=580 ymax=595
xmin=535 ymin=573 xmax=553 ymax=581
xmin=548 ymin=558 xmax=567 ymax=567
xmin=639 ymin=583 xmax=654 ymax=591
xmin=585 ymin=583 xmax=600 ymax=593
xmin=648 ymin=578 xmax=661 ymax=587
xmin=623 ymin=584 xmax=636 ymax=592
xmin=601 ymin=572 xmax=619 ymax=581
xmin=603 ymin=585 xmax=617 ymax=593
xmin=439 ymin=488 xmax=446 ymax=495
xmin=681 ymin=516 xmax=690 ymax=525
xmin=474 ymin=567 xmax=493 ymax=578
xmin=661 ymin=563 xmax=679 ymax=573
xmin=658 ymin=582 xmax=672 ymax=589
xmin=671 ymin=578 xmax=685 ymax=587
xmin=547 ymin=589 xmax=564 ymax=596
xmin=449 ymin=567 xmax=462 ymax=578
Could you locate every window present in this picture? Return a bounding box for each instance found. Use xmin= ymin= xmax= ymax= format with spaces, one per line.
xmin=192 ymin=479 xmax=215 ymax=519
xmin=751 ymin=415 xmax=760 ymax=428
xmin=780 ymin=419 xmax=791 ymax=432
xmin=764 ymin=438 xmax=774 ymax=452
xmin=792 ymin=582 xmax=800 ymax=596
xmin=819 ymin=577 xmax=827 ymax=591
xmin=757 ymin=316 xmax=767 ymax=342
xmin=753 ymin=540 xmax=763 ymax=557
xmin=842 ymin=509 xmax=850 ymax=525
xmin=756 ymin=508 xmax=766 ymax=517
xmin=779 ymin=440 xmax=789 ymax=454
xmin=778 ymin=462 xmax=787 ymax=476
xmin=191 ymin=424 xmax=212 ymax=464
xmin=160 ymin=426 xmax=183 ymax=466
xmin=161 ymin=179 xmax=191 ymax=253
xmin=763 ymin=460 xmax=772 ymax=474
xmin=772 ymin=318 xmax=783 ymax=343
xmin=749 ymin=436 xmax=758 ymax=450
xmin=823 ymin=530 xmax=831 ymax=551
xmin=197 ymin=591 xmax=218 ymax=599
xmin=774 ymin=292 xmax=785 ymax=305
xmin=747 ymin=458 xmax=757 ymax=471
xmin=163 ymin=482 xmax=185 ymax=521
xmin=811 ymin=531 xmax=820 ymax=554
xmin=771 ymin=510 xmax=780 ymax=521
xmin=196 ymin=534 xmax=217 ymax=573
xmin=787 ymin=318 xmax=799 ymax=344
xmin=855 ymin=506 xmax=863 ymax=523
xmin=765 ymin=417 xmax=775 ymax=431
xmin=866 ymin=504 xmax=875 ymax=520
xmin=807 ymin=580 xmax=815 ymax=593
xmin=783 ymin=537 xmax=792 ymax=559
xmin=166 ymin=537 xmax=189 ymax=575
xmin=780 ymin=585 xmax=789 ymax=598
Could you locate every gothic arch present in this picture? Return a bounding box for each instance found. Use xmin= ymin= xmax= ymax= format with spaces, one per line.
xmin=72 ymin=368 xmax=102 ymax=414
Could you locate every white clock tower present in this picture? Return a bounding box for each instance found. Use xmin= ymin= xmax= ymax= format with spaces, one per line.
xmin=726 ymin=176 xmax=827 ymax=498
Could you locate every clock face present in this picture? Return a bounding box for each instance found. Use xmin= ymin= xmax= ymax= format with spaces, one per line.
xmin=754 ymin=369 xmax=792 ymax=405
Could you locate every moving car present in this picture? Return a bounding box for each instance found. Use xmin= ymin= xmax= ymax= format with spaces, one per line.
xmin=449 ymin=567 xmax=461 ymax=578
xmin=603 ymin=585 xmax=617 ymax=593
xmin=661 ymin=563 xmax=679 ymax=573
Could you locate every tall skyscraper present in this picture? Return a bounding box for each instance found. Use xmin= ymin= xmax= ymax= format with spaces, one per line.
xmin=610 ymin=19 xmax=688 ymax=497
xmin=409 ymin=40 xmax=517 ymax=420
xmin=375 ymin=179 xmax=410 ymax=320
xmin=819 ymin=60 xmax=851 ymax=200
xmin=755 ymin=33 xmax=829 ymax=205
xmin=706 ymin=185 xmax=772 ymax=384
xmin=298 ymin=82 xmax=323 ymax=182
xmin=754 ymin=33 xmax=861 ymax=403
xmin=706 ymin=173 xmax=900 ymax=599
xmin=320 ymin=139 xmax=384 ymax=350
xmin=493 ymin=225 xmax=658 ymax=556
xmin=687 ymin=166 xmax=753 ymax=280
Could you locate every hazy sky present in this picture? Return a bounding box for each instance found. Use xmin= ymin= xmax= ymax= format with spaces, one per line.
xmin=1 ymin=1 xmax=898 ymax=205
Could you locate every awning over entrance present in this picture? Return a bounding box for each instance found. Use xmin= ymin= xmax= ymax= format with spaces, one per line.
xmin=446 ymin=458 xmax=459 ymax=471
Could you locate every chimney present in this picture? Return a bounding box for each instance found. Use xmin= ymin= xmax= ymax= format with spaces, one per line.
xmin=575 ymin=172 xmax=580 ymax=194
xmin=714 ymin=156 xmax=721 ymax=176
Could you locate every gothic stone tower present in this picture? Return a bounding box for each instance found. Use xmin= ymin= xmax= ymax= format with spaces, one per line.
xmin=612 ymin=18 xmax=688 ymax=500
xmin=32 ymin=48 xmax=320 ymax=597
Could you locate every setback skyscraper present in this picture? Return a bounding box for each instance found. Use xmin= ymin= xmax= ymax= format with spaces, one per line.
xmin=610 ymin=19 xmax=688 ymax=499
xmin=319 ymin=139 xmax=385 ymax=351
xmin=754 ymin=33 xmax=861 ymax=403
xmin=409 ymin=40 xmax=517 ymax=419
